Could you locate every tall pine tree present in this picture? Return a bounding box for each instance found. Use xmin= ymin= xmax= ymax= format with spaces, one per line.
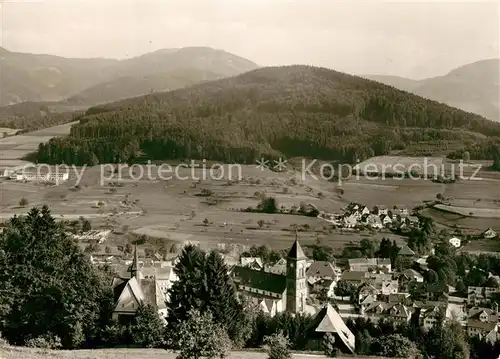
xmin=167 ymin=245 xmax=249 ymax=347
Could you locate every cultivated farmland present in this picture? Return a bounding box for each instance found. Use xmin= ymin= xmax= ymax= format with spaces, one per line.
xmin=353 ymin=156 xmax=444 ymax=176
xmin=1 ymin=122 xmax=499 ymax=255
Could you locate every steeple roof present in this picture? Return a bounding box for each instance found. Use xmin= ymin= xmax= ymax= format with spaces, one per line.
xmin=287 ymin=231 xmax=307 ymax=260
xmin=129 ymin=244 xmax=139 ymax=277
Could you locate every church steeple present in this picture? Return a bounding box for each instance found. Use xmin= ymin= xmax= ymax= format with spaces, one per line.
xmin=130 ymin=244 xmax=139 ymax=278
xmin=286 ymin=230 xmax=308 ymax=314
xmin=287 ymin=230 xmax=307 ymax=260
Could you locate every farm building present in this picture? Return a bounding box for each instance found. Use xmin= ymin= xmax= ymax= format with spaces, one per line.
xmin=348 ymin=258 xmax=392 ymax=273
xmin=71 ymin=230 xmax=111 ymax=244
xmin=15 ymin=171 xmax=69 ymax=183
xmin=1 ymin=164 xmax=35 ymax=178
xmin=483 ymin=228 xmax=497 ymax=239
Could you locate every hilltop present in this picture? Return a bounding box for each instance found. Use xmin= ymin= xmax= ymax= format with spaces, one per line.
xmin=66 ymin=69 xmax=224 ymax=106
xmin=0 ymin=46 xmax=258 ymax=110
xmin=36 ymin=65 xmax=500 ymax=165
xmin=0 ymin=47 xmax=117 ymax=105
xmin=364 ymin=59 xmax=500 ymax=121
xmin=65 ymin=47 xmax=259 ymax=105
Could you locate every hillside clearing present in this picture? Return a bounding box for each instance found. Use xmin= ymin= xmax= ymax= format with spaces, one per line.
xmin=434 ymin=203 xmax=500 ymax=218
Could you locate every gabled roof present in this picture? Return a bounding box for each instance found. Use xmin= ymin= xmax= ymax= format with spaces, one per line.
xmin=232 ymin=265 xmax=286 ymax=294
xmin=401 ymin=268 xmax=424 ymax=281
xmin=112 ymin=276 xmax=166 ymax=311
xmin=467 ymin=319 xmax=498 ymax=331
xmin=398 ymin=245 xmax=416 ymax=256
xmin=287 ymin=236 xmax=307 ymax=260
xmin=309 ymin=303 xmax=355 ymax=353
xmin=306 ymin=261 xmax=337 ymax=278
xmin=468 ymin=307 xmax=499 ymax=320
xmin=341 ymin=271 xmax=367 ymax=282
xmin=241 ymin=257 xmax=264 ymax=268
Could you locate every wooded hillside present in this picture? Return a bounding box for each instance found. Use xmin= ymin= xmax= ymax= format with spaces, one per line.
xmin=37 ymin=65 xmax=500 ymax=165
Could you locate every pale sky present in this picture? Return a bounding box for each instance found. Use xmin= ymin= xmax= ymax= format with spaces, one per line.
xmin=1 ymin=0 xmax=499 ymax=79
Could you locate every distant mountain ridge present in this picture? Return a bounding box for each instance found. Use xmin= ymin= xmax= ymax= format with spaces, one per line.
xmin=0 ymin=46 xmax=259 ymax=107
xmin=364 ymin=59 xmax=500 ymax=121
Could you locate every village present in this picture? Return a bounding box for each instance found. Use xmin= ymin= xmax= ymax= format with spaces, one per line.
xmin=80 ymin=198 xmax=500 ymax=354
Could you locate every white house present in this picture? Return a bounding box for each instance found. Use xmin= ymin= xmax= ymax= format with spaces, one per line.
xmin=266 ymin=257 xmax=287 ymax=275
xmin=393 ymin=206 xmax=409 ymax=216
xmin=380 ymin=214 xmax=393 ymax=226
xmin=360 ymin=206 xmax=371 ymax=215
xmin=376 ymin=205 xmax=389 ymax=215
xmin=367 ymin=214 xmax=383 ymax=229
xmin=240 ymin=257 xmax=264 ymax=270
xmin=449 ymin=237 xmax=461 ymax=248
xmin=343 ymin=214 xmax=358 ymax=228
xmin=71 ymin=230 xmax=111 ymax=244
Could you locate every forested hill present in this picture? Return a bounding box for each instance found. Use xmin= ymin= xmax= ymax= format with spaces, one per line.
xmin=37 ymin=65 xmax=500 ymax=165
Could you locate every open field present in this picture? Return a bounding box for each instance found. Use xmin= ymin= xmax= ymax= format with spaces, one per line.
xmin=434 ymin=203 xmax=500 ymax=218
xmin=340 ymin=177 xmax=443 ymax=208
xmin=0 ymin=121 xmax=77 ymax=166
xmin=1 ymin=158 xmax=499 ymax=254
xmin=0 ymin=128 xmax=21 ymax=137
xmin=0 ymin=163 xmax=409 ymax=254
xmin=353 ymin=155 xmax=444 ymax=175
xmin=420 ymin=208 xmax=500 ymax=232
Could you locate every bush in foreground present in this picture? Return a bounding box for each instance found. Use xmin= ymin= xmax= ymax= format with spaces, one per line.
xmin=176 ymin=309 xmax=232 ymax=359
xmin=264 ymin=332 xmax=291 ymax=359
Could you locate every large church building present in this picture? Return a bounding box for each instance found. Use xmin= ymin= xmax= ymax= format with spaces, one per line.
xmin=231 ymin=235 xmax=309 ymax=316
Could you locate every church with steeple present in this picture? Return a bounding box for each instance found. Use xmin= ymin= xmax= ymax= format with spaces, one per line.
xmin=111 ymin=245 xmax=169 ymax=324
xmin=231 ymin=232 xmax=311 ymax=316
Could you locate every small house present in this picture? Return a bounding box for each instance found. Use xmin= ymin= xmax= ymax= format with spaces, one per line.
xmin=449 ymin=237 xmax=461 ymax=248
xmin=483 ymin=228 xmax=497 ymax=239
xmin=380 ymin=214 xmax=393 ymax=226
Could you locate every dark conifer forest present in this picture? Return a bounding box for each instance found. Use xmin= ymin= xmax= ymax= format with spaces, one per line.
xmin=36 ymin=66 xmax=500 ymax=165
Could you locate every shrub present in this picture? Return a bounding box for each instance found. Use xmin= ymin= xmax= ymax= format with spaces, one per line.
xmin=19 ymin=197 xmax=28 ymax=207
xmin=25 ymin=334 xmax=62 ymax=349
xmin=264 ymin=332 xmax=291 ymax=359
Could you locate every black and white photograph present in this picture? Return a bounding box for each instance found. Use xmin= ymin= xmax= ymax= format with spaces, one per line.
xmin=0 ymin=1 xmax=499 ymax=358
